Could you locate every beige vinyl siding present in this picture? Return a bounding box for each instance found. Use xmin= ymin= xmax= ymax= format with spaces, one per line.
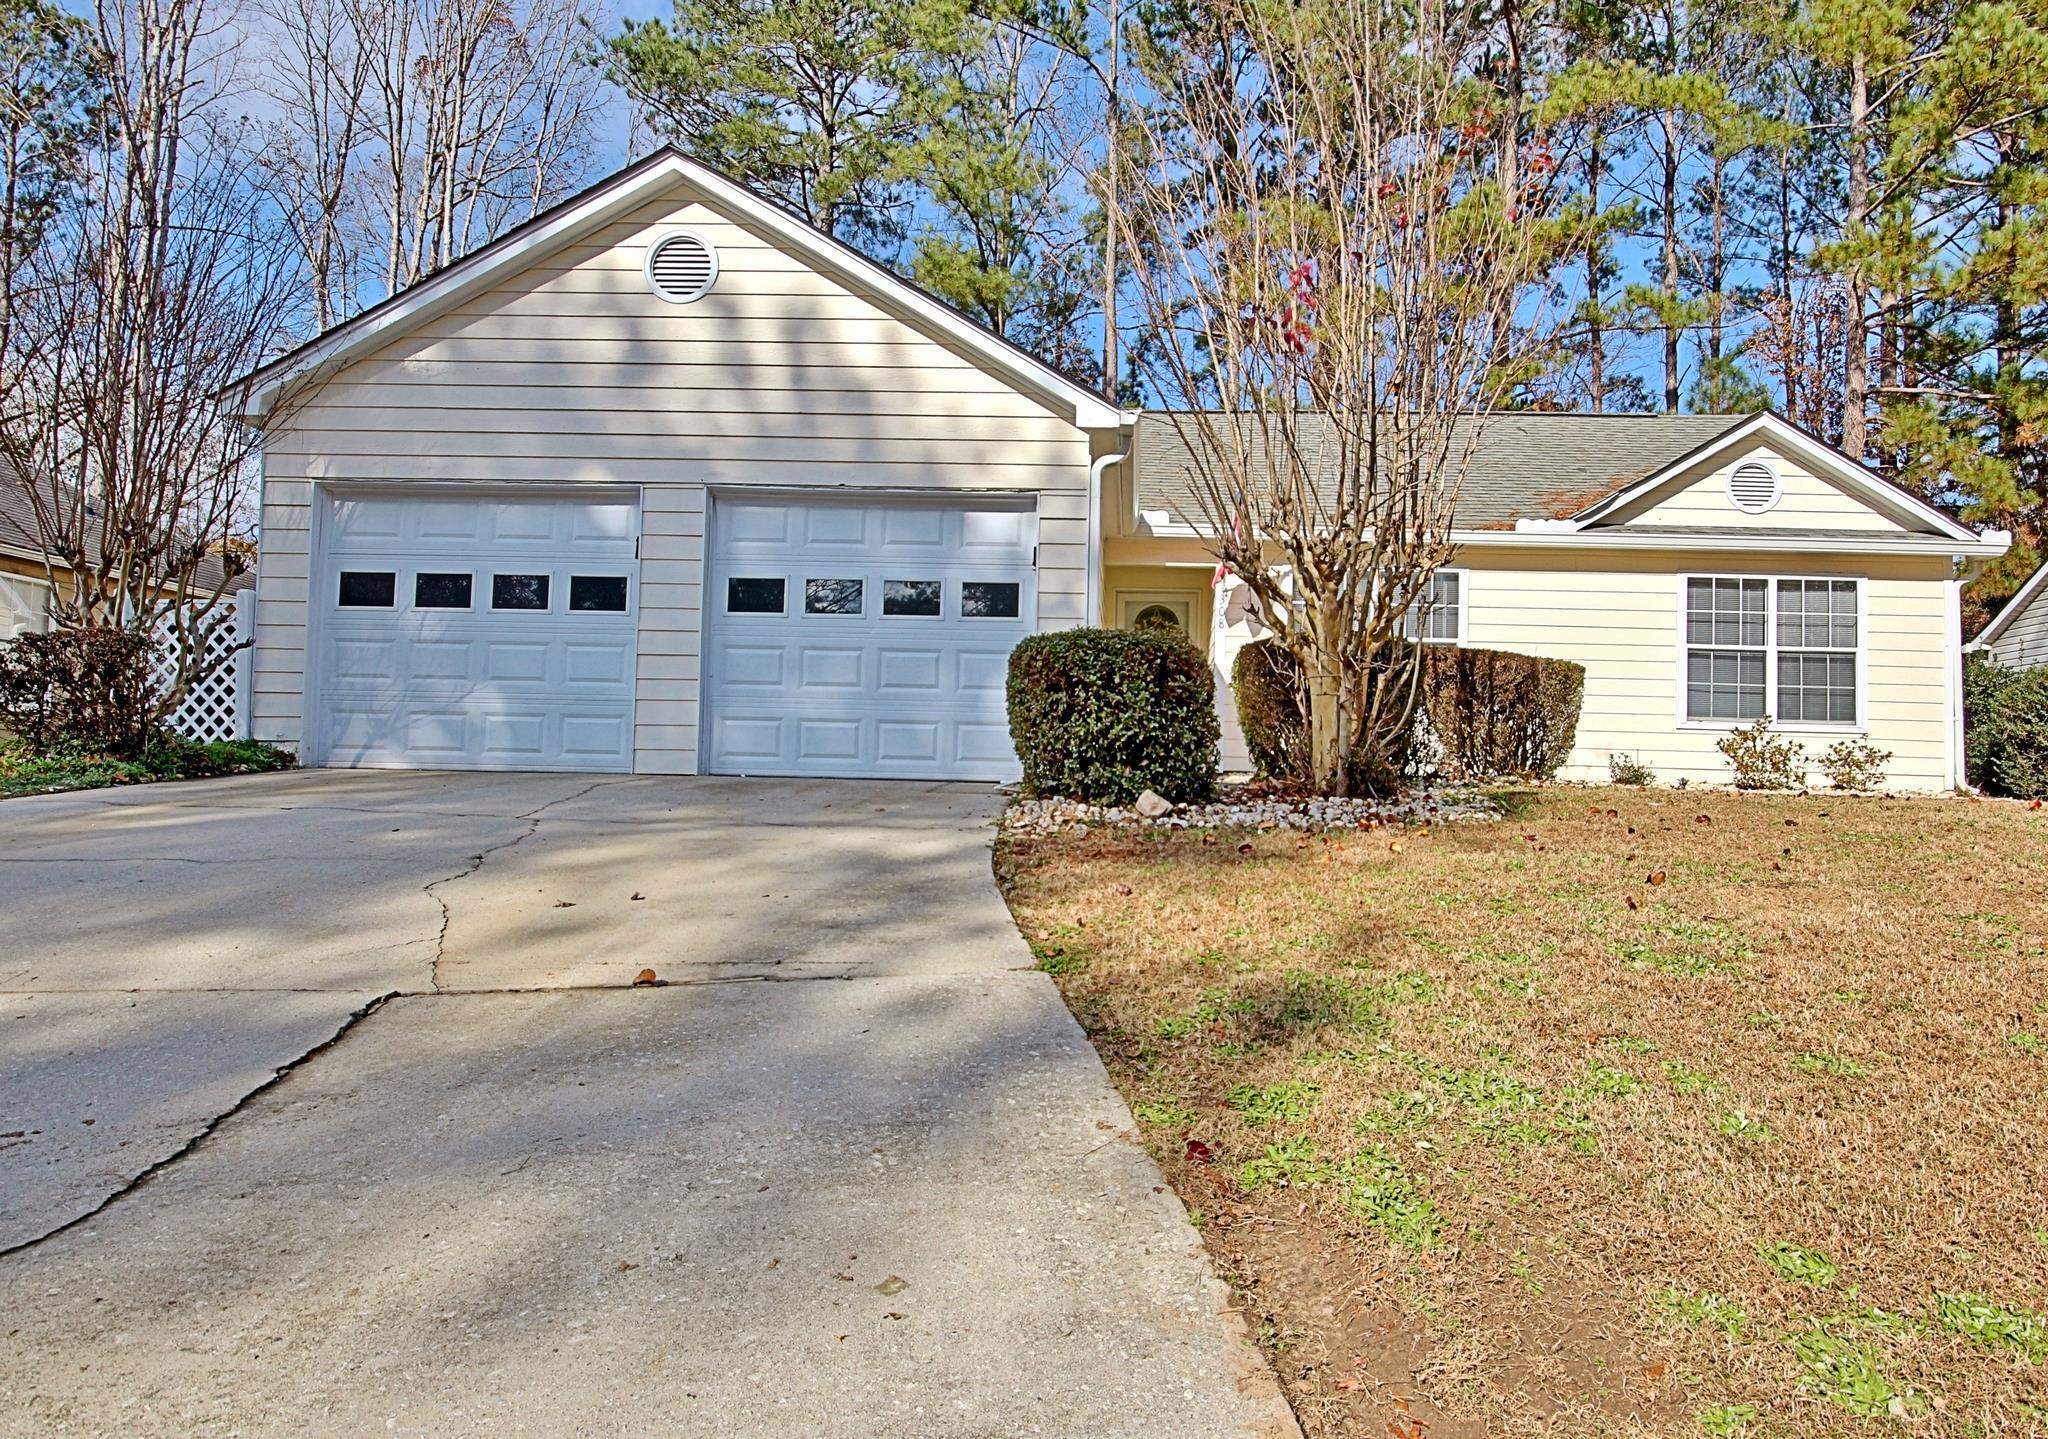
xmin=252 ymin=180 xmax=1093 ymax=770
xmin=251 ymin=467 xmax=311 ymax=743
xmin=1611 ymin=443 xmax=1917 ymax=534
xmin=1461 ymin=547 xmax=1954 ymax=789
xmin=1987 ymin=580 xmax=2048 ymax=670
xmin=1122 ymin=532 xmax=1961 ymax=792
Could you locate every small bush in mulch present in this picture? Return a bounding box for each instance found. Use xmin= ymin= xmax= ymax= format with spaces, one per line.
xmin=0 ymin=731 xmax=296 ymax=798
xmin=1007 ymin=627 xmax=1219 ymax=805
xmin=1965 ymin=652 xmax=2048 ymax=798
xmin=1234 ymin=640 xmax=1312 ymax=785
xmin=1716 ymin=717 xmax=1810 ymax=791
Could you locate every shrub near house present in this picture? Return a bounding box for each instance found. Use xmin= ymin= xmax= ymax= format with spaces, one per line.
xmin=1007 ymin=628 xmax=1220 ymax=805
xmin=1964 ymin=653 xmax=2048 ymax=798
xmin=0 ymin=626 xmax=293 ymax=797
xmin=1233 ymin=640 xmax=1586 ymax=787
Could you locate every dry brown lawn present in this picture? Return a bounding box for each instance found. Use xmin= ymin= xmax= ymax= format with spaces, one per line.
xmin=997 ymin=788 xmax=2048 ymax=1439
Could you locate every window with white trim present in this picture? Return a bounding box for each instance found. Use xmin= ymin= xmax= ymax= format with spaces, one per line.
xmin=1401 ymin=570 xmax=1464 ymax=643
xmin=1683 ymin=576 xmax=1859 ymax=725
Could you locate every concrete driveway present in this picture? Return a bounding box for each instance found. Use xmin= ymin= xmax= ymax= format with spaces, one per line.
xmin=0 ymin=771 xmax=1297 ymax=1438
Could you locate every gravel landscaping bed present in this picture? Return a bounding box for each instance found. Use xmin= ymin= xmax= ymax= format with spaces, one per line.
xmin=1001 ymin=784 xmax=1504 ymax=835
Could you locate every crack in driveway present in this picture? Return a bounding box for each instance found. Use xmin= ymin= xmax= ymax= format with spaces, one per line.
xmin=0 ymin=967 xmax=932 ymax=1259
xmin=0 ymin=988 xmax=403 ymax=1260
xmin=421 ymin=780 xmax=611 ymax=993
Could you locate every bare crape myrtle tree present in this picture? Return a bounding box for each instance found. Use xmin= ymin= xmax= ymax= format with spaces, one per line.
xmin=0 ymin=0 xmax=300 ymax=721
xmin=1109 ymin=0 xmax=1596 ymax=793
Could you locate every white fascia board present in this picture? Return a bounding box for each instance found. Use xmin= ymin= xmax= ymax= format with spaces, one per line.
xmin=1574 ymin=413 xmax=1983 ymax=543
xmin=235 ymin=149 xmax=1123 ymax=432
xmin=236 ymin=160 xmax=684 ymax=420
xmin=674 ymin=161 xmax=1124 ymax=431
xmin=1452 ymin=527 xmax=2008 ymax=559
xmin=1135 ymin=514 xmax=2005 ymax=560
xmin=1974 ymin=555 xmax=2048 ymax=646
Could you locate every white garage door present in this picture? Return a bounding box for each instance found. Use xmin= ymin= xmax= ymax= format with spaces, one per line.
xmin=314 ymin=492 xmax=639 ymax=771
xmin=705 ymin=495 xmax=1037 ymax=780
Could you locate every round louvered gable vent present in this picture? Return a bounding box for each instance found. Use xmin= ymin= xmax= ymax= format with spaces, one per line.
xmin=1727 ymin=460 xmax=1781 ymax=514
xmin=645 ymin=230 xmax=717 ymax=304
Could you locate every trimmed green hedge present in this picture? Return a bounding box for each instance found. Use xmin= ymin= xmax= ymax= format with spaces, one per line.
xmin=1007 ymin=627 xmax=1219 ymax=803
xmin=1418 ymin=646 xmax=1585 ymax=781
xmin=1233 ymin=640 xmax=1586 ymax=786
xmin=1965 ymin=653 xmax=2048 ymax=798
xmin=1233 ymin=639 xmax=1310 ymax=782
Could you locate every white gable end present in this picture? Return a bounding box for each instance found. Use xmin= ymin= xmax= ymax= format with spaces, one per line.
xmin=1604 ymin=439 xmax=1921 ymax=535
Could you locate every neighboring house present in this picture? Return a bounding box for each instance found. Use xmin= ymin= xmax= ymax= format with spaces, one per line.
xmin=0 ymin=455 xmax=255 ymax=640
xmin=229 ymin=147 xmax=2009 ymax=791
xmin=0 ymin=458 xmax=61 ymax=640
xmin=1970 ymin=561 xmax=2048 ymax=671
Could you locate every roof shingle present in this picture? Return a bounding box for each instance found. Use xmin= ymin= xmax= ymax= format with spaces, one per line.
xmin=1132 ymin=411 xmax=1752 ymax=530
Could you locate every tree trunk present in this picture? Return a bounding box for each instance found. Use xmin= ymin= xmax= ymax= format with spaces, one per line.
xmin=1102 ymin=0 xmax=1120 ymax=398
xmin=1660 ymin=107 xmax=1680 ymax=412
xmin=1842 ymin=52 xmax=1871 ymax=460
xmin=1306 ymin=625 xmax=1348 ymax=797
xmin=1707 ymin=151 xmax=1726 ymax=366
xmin=1586 ymin=130 xmax=1604 ymax=410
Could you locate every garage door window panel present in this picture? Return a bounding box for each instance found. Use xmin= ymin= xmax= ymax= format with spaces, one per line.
xmin=883 ymin=579 xmax=942 ymax=617
xmin=961 ymin=581 xmax=1021 ymax=619
xmin=337 ymin=570 xmax=396 ymax=608
xmin=569 ymin=575 xmax=630 ymax=612
xmin=727 ymin=577 xmax=785 ymax=614
xmin=805 ymin=578 xmax=864 ymax=615
xmin=492 ymin=573 xmax=550 ymax=611
xmin=415 ymin=572 xmax=474 ymax=610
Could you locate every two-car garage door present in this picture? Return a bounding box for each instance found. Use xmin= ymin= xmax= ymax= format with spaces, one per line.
xmin=310 ymin=489 xmax=1037 ymax=780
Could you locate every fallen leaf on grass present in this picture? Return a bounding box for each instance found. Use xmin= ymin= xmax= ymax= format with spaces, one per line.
xmin=1648 ymin=870 xmax=1667 ymax=886
xmin=1184 ymin=1137 xmax=1215 ymax=1165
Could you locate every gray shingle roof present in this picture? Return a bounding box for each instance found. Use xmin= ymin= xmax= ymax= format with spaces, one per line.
xmin=1132 ymin=411 xmax=1752 ymax=530
xmin=0 ymin=455 xmax=253 ymax=596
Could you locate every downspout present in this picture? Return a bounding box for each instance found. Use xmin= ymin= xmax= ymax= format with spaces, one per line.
xmin=1947 ymin=569 xmax=1966 ymax=791
xmin=1086 ymin=440 xmax=1131 ymax=628
xmin=1949 ymin=541 xmax=2005 ymax=792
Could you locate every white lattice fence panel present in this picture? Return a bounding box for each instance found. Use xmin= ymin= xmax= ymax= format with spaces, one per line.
xmin=154 ymin=596 xmax=251 ymax=743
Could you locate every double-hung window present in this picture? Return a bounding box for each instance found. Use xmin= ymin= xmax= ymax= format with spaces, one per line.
xmin=1400 ymin=570 xmax=1465 ymax=643
xmin=1683 ymin=576 xmax=1859 ymax=726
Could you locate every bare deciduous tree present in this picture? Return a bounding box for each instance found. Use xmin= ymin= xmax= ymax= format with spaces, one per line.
xmin=250 ymin=0 xmax=372 ymax=330
xmin=251 ymin=0 xmax=605 ymax=316
xmin=1109 ymin=0 xmax=1589 ymax=794
xmin=0 ymin=0 xmax=299 ymax=716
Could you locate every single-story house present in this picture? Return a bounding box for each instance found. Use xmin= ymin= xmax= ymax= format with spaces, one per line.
xmin=0 ymin=457 xmax=255 ymax=640
xmin=231 ymin=147 xmax=2010 ymax=792
xmin=1970 ymin=561 xmax=2048 ymax=671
